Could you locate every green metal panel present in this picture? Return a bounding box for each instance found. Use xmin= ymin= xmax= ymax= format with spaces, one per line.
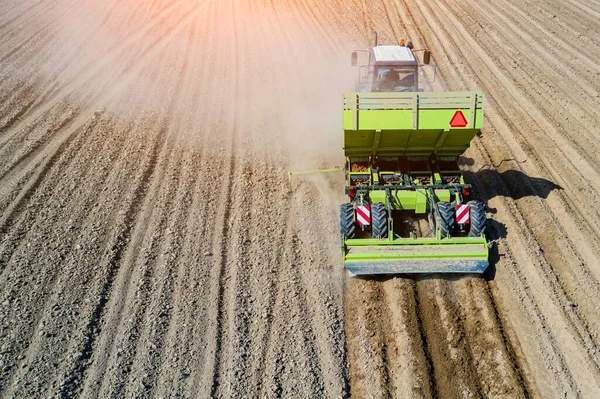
xmin=343 ymin=92 xmax=484 ymax=157
xmin=342 ymin=109 xmax=483 ymax=130
xmin=371 ymin=190 xmax=420 ymax=210
xmin=434 ymin=189 xmax=451 ymax=202
xmin=394 ymin=191 xmax=417 ymax=210
xmin=343 ymin=236 xmax=489 ymax=274
xmin=415 ymin=189 xmax=427 ymax=213
xmin=369 ymin=190 xmax=387 ymax=205
xmin=351 ymin=110 xmax=413 ymax=130
xmin=418 ymin=109 xmax=483 ymax=130
xmin=345 ymin=236 xmax=485 ymax=244
xmin=344 ymin=128 xmax=480 ymax=156
xmin=369 ymin=189 xmax=451 ymax=211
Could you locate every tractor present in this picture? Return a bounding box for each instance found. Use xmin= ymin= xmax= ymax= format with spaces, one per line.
xmin=341 ymin=35 xmax=488 ymax=275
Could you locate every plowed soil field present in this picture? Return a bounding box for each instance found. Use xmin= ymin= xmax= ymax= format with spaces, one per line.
xmin=1 ymin=0 xmax=600 ymax=397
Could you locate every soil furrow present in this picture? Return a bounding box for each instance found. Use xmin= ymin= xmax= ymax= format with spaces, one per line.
xmin=1 ymin=0 xmax=599 ymax=397
xmin=205 ymin=148 xmax=238 ymax=397
xmin=55 ymin=125 xmax=168 ymax=397
xmin=414 ymin=1 xmax=599 ymax=389
xmin=416 ymin=0 xmax=600 ymax=368
xmin=0 ymin=111 xmax=98 ymax=261
xmin=346 ymin=278 xmax=393 ymax=397
xmin=0 ymin=118 xmax=147 ymax=396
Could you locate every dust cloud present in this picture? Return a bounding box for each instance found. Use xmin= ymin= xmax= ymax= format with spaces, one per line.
xmin=28 ymin=0 xmax=359 ymax=170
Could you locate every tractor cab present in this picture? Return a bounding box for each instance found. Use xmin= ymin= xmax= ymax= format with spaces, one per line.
xmin=374 ymin=66 xmax=417 ymax=92
xmin=351 ymin=37 xmax=433 ymax=92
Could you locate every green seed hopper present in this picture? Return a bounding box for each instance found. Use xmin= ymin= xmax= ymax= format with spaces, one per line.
xmin=340 ymin=91 xmax=489 ymax=275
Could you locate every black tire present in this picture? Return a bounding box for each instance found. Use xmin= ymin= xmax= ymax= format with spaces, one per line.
xmin=468 ymin=200 xmax=486 ymax=237
xmin=340 ymin=203 xmax=356 ymax=239
xmin=371 ymin=202 xmax=388 ymax=239
xmin=437 ymin=202 xmax=455 ymax=238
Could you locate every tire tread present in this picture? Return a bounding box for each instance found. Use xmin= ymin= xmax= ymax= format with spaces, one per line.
xmin=468 ymin=200 xmax=486 ymax=237
xmin=371 ymin=202 xmax=388 ymax=239
xmin=438 ymin=202 xmax=454 ymax=238
xmin=340 ymin=203 xmax=356 ymax=239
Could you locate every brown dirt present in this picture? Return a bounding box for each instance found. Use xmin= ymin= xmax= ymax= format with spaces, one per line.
xmin=1 ymin=0 xmax=599 ymax=398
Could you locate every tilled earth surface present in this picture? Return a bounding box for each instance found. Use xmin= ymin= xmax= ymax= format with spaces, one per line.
xmin=1 ymin=0 xmax=600 ymax=398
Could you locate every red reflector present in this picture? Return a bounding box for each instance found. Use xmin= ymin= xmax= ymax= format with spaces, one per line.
xmin=449 ymin=110 xmax=468 ymax=128
xmin=463 ymin=185 xmax=470 ymax=196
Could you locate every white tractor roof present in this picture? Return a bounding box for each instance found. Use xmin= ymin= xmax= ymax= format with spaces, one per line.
xmin=371 ymin=45 xmax=417 ymax=66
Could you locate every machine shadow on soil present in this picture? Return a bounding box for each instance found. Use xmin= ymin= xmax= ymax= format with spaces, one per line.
xmin=460 ymin=160 xmax=563 ymax=202
xmin=463 ymin=161 xmax=563 ymax=281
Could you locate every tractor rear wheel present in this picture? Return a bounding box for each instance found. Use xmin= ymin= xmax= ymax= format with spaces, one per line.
xmin=371 ymin=202 xmax=388 ymax=239
xmin=340 ymin=203 xmax=356 ymax=239
xmin=437 ymin=202 xmax=455 ymax=238
xmin=468 ymin=200 xmax=486 ymax=237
